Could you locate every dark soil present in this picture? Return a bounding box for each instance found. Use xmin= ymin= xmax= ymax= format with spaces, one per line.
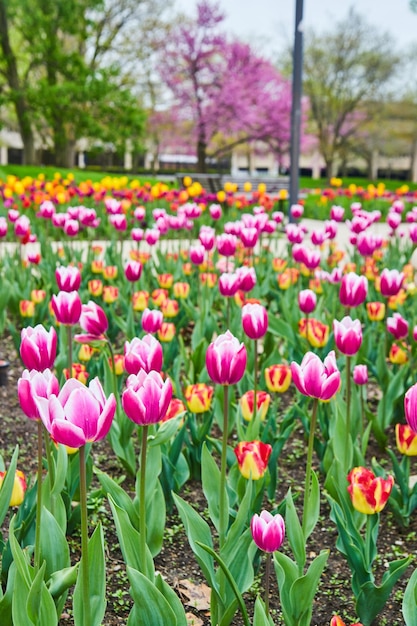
xmin=0 ymin=332 xmax=415 ymax=625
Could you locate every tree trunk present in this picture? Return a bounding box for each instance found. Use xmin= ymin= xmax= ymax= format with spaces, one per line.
xmin=0 ymin=0 xmax=36 ymax=164
xmin=197 ymin=138 xmax=207 ymax=173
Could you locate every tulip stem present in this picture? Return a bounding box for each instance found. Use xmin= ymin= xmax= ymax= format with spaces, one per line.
xmin=264 ymin=552 xmax=272 ymax=617
xmin=139 ymin=424 xmax=149 ymax=577
xmin=302 ymin=398 xmax=318 ymax=537
xmin=79 ymin=444 xmax=91 ymax=626
xmin=345 ymin=355 xmax=351 ymax=461
xmin=67 ymin=325 xmax=73 ymax=378
xmin=219 ymin=385 xmax=229 ymax=549
xmin=253 ymin=339 xmax=258 ymax=423
xmin=106 ymin=337 xmax=119 ymax=401
xmin=43 ymin=426 xmax=55 ymax=515
xmin=35 ymin=420 xmax=43 ymax=570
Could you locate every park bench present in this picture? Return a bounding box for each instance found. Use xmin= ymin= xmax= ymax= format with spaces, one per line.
xmin=176 ymin=172 xmax=289 ymax=194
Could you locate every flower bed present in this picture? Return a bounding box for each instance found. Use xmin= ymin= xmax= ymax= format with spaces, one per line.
xmin=0 ymin=173 xmax=417 ymax=625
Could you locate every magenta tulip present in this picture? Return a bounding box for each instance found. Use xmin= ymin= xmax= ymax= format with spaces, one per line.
xmin=291 ymin=351 xmax=341 ymax=401
xmin=55 ymin=266 xmax=81 ymax=292
xmin=124 ymin=334 xmax=163 ymax=374
xmin=298 ymin=289 xmax=317 ymax=315
xmin=387 ymin=313 xmax=409 ymax=340
xmin=242 ymin=303 xmax=268 ymax=340
xmin=189 ymin=244 xmax=205 ymax=265
xmin=353 ymin=364 xmax=368 ymax=385
xmin=236 ymin=266 xmax=257 ymax=292
xmin=206 ymin=330 xmax=247 ymax=385
xmin=20 ymin=324 xmax=57 ymax=371
xmin=18 ymin=369 xmax=60 ymax=420
xmin=380 ymin=268 xmax=404 ymax=297
xmin=51 ymin=291 xmax=82 ymax=325
xmin=124 ymin=260 xmax=142 ymax=282
xmin=122 ymin=369 xmax=172 ymax=425
xmin=79 ymin=301 xmax=109 ymax=337
xmin=199 ymin=226 xmax=216 ymax=251
xmin=240 ymin=227 xmax=258 ymax=249
xmin=218 ymin=272 xmax=240 ymax=297
xmin=250 ymin=510 xmax=285 ymax=553
xmin=339 ymin=272 xmax=368 ymax=308
xmin=216 ymin=233 xmax=238 ymax=257
xmin=141 ymin=308 xmax=163 ymax=333
xmin=36 ymin=377 xmax=116 ymax=448
xmin=405 ymin=383 xmax=417 ymax=432
xmin=333 ymin=316 xmax=363 ymax=356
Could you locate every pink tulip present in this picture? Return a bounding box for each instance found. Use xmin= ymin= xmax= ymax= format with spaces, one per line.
xmin=79 ymin=301 xmax=109 ymax=337
xmin=380 ymin=268 xmax=404 ymax=297
xmin=141 ymin=308 xmax=163 ymax=333
xmin=14 ymin=215 xmax=30 ymax=238
xmin=339 ymin=272 xmax=368 ymax=308
xmin=55 ymin=266 xmax=81 ymax=292
xmin=37 ymin=200 xmax=56 ymax=219
xmin=131 ymin=228 xmax=144 ymax=242
xmin=291 ymin=351 xmax=341 ymax=401
xmin=387 ymin=211 xmax=401 ymax=231
xmin=298 ymin=289 xmax=317 ymax=314
xmin=206 ymin=330 xmax=247 ymax=385
xmin=216 ymin=233 xmax=238 ymax=257
xmin=218 ymin=272 xmax=240 ymax=297
xmin=145 ymin=229 xmax=160 ymax=245
xmin=124 ymin=260 xmax=142 ymax=282
xmin=242 ymin=303 xmax=268 ymax=340
xmin=134 ymin=206 xmax=146 ymax=221
xmin=387 ymin=313 xmax=409 ymax=340
xmin=20 ymin=324 xmax=57 ymax=371
xmin=51 ymin=291 xmax=82 ymax=325
xmin=240 ymin=227 xmax=258 ymax=248
xmin=36 ymin=377 xmax=116 ymax=448
xmin=236 ymin=266 xmax=257 ymax=292
xmin=199 ymin=226 xmax=216 ymax=251
xmin=0 ymin=217 xmax=8 ymax=237
xmin=189 ymin=244 xmax=205 ymax=265
xmin=353 ymin=364 xmax=368 ymax=385
xmin=63 ymin=219 xmax=80 ymax=237
xmin=290 ymin=204 xmax=304 ymax=219
xmin=330 ymin=205 xmax=345 ymax=222
xmin=122 ymin=369 xmax=172 ymax=425
xmin=356 ymin=232 xmax=383 ymax=257
xmin=18 ymin=369 xmax=60 ymax=420
xmin=333 ymin=316 xmax=363 ymax=356
xmin=285 ymin=223 xmax=305 ymax=244
xmin=405 ymin=383 xmax=417 ymax=432
xmin=124 ymin=334 xmax=163 ymax=374
xmin=209 ymin=204 xmax=222 ymax=220
xmin=109 ymin=214 xmax=127 ymax=231
xmin=250 ymin=510 xmax=285 ymax=553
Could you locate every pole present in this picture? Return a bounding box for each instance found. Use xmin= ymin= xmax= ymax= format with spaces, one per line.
xmin=289 ymin=0 xmax=304 ymax=216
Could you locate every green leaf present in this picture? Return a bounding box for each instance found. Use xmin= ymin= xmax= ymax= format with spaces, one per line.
xmin=108 ymin=496 xmax=154 ymax=578
xmin=26 ymin=562 xmax=58 ymax=626
xmin=146 ymin=480 xmax=165 ymax=557
xmin=39 ymin=506 xmax=70 ymax=580
xmin=0 ymin=562 xmax=15 ymax=626
xmin=172 ymin=493 xmax=218 ymax=593
xmin=289 ymin=551 xmax=329 ymax=624
xmin=0 ymin=446 xmax=19 ymax=527
xmin=356 ymin=556 xmax=412 ymax=626
xmin=73 ymin=523 xmax=106 ymax=626
xmin=253 ymin=597 xmax=274 ymax=626
xmin=154 ymin=573 xmax=187 ymax=626
xmin=403 ymin=567 xmax=417 ymax=625
xmin=126 ymin=567 xmax=178 ymax=626
xmin=96 ymin=469 xmax=139 ymax=529
xmin=201 ymin=444 xmax=221 ymax=533
xmin=284 ymin=490 xmax=306 ymax=571
xmin=303 ymin=470 xmax=320 ymax=541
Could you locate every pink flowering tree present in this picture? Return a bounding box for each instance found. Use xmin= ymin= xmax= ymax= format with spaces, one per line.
xmin=157 ymin=0 xmax=297 ymax=171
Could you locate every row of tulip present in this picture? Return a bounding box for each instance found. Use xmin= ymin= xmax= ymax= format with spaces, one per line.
xmin=1 ymin=173 xmax=417 ymax=624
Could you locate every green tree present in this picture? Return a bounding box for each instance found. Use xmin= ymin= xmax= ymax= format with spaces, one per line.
xmin=302 ymin=9 xmax=399 ymax=179
xmin=0 ymin=0 xmax=150 ymax=166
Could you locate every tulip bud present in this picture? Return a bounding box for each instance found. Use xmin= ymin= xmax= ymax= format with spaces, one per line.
xmin=347 ymin=467 xmax=393 ymax=514
xmin=250 ymin=510 xmax=285 ymax=552
xmin=234 ymin=440 xmax=272 ymax=480
xmin=0 ymin=470 xmax=27 ymax=506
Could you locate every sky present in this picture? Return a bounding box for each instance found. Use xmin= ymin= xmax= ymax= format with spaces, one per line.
xmin=174 ymin=0 xmax=417 ymax=55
